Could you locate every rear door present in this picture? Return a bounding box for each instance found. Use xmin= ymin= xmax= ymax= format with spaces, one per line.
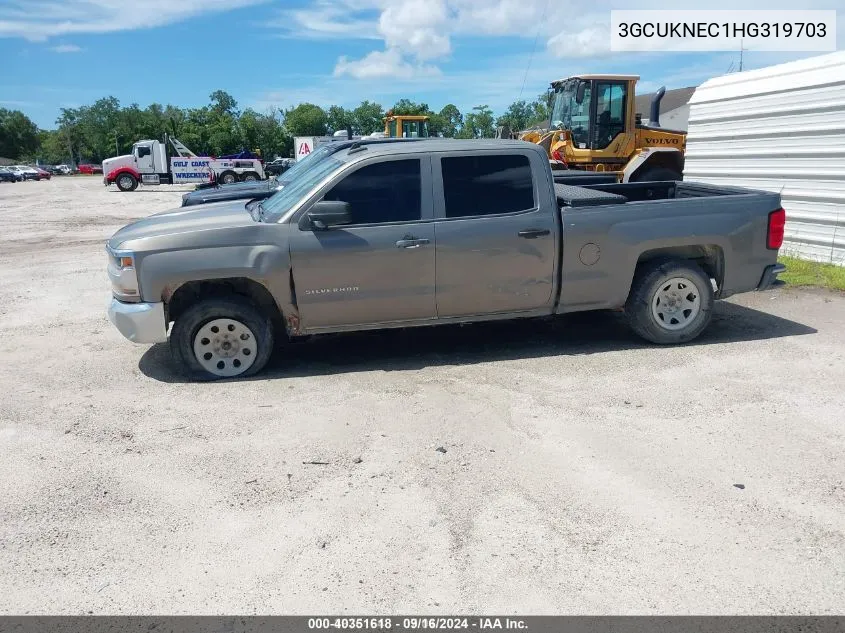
xmin=432 ymin=151 xmax=557 ymax=317
xmin=289 ymin=156 xmax=436 ymax=329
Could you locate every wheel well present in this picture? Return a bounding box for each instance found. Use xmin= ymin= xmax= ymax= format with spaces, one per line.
xmin=632 ymin=151 xmax=684 ymax=179
xmin=165 ymin=278 xmax=283 ymax=326
xmin=636 ymin=245 xmax=724 ymax=292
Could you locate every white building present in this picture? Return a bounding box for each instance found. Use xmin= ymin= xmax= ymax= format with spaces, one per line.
xmin=684 ymin=52 xmax=845 ymax=265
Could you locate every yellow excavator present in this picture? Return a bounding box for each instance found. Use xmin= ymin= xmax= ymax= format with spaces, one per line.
xmin=383 ymin=112 xmax=430 ymax=138
xmin=517 ymin=74 xmax=686 ymax=182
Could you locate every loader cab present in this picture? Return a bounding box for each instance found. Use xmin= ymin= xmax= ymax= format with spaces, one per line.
xmin=383 ymin=113 xmax=430 ymax=138
xmin=549 ymin=75 xmax=637 ymax=155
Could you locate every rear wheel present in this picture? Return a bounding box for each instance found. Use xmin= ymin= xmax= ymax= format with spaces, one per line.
xmin=625 ymin=259 xmax=714 ymax=344
xmin=240 ymin=172 xmax=260 ymax=182
xmin=631 ymin=166 xmax=681 ymax=182
xmin=170 ymin=297 xmax=275 ymax=380
xmin=218 ymin=171 xmax=237 ymax=185
xmin=116 ymin=173 xmax=138 ymax=192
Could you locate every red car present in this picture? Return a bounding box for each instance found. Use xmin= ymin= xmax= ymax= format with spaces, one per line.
xmin=33 ymin=167 xmax=51 ymax=180
xmin=78 ymin=164 xmax=103 ymax=175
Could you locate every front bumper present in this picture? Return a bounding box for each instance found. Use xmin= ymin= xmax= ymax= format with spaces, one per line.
xmin=107 ymin=298 xmax=168 ymax=344
xmin=757 ymin=263 xmax=786 ymax=291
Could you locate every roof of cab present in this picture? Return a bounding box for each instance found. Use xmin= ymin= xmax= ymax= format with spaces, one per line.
xmin=339 ymin=138 xmax=542 ymax=158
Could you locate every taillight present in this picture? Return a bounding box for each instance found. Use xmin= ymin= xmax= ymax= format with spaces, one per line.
xmin=551 ymin=149 xmax=565 ymax=164
xmin=767 ymin=208 xmax=786 ymax=250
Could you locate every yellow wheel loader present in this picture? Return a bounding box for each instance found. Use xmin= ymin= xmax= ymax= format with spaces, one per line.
xmin=519 ymin=75 xmax=686 ymax=182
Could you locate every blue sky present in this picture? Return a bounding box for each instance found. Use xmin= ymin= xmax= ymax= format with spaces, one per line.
xmin=1 ymin=0 xmax=842 ymax=129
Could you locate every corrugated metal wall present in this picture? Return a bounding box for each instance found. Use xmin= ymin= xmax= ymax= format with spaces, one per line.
xmin=684 ymin=51 xmax=845 ymax=265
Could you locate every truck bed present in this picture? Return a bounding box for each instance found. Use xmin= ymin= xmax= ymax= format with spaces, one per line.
xmin=557 ymin=181 xmax=758 ymax=208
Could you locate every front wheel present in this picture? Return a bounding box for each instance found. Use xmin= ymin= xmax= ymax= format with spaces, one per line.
xmin=116 ymin=173 xmax=138 ymax=192
xmin=625 ymin=259 xmax=714 ymax=344
xmin=170 ymin=297 xmax=275 ymax=380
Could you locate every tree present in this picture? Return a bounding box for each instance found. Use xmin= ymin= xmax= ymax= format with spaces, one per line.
xmin=530 ymin=92 xmax=551 ymax=125
xmin=436 ymin=104 xmax=462 ymax=138
xmin=283 ymin=103 xmax=327 ymax=136
xmin=209 ymin=90 xmax=239 ymax=116
xmin=462 ymin=105 xmax=495 ymax=139
xmin=352 ymin=100 xmax=384 ymax=135
xmin=326 ymin=105 xmax=353 ymax=135
xmin=496 ymin=100 xmax=533 ymax=134
xmin=0 ymin=108 xmax=40 ymax=159
xmin=390 ymin=99 xmax=431 ymax=116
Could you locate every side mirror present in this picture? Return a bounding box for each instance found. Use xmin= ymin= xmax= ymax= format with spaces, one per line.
xmin=575 ymin=81 xmax=587 ymax=105
xmin=306 ymin=200 xmax=352 ymax=230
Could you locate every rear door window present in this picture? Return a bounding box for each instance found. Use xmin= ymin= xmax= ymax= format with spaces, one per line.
xmin=441 ymin=154 xmax=534 ymax=218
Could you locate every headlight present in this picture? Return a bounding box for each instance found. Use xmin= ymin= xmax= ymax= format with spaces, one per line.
xmin=107 ymin=248 xmax=140 ymax=302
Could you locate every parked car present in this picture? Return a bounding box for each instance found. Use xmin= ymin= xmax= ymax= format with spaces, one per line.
xmin=13 ymin=165 xmax=40 ymax=180
xmin=0 ymin=167 xmax=18 ymax=183
xmin=106 ymin=139 xmax=787 ymax=380
xmin=53 ymin=164 xmax=72 ymax=175
xmin=264 ymin=158 xmax=294 ymax=177
xmin=78 ymin=163 xmax=103 ymax=175
xmin=5 ymin=166 xmax=24 ymax=181
xmin=31 ymin=166 xmax=51 ymax=180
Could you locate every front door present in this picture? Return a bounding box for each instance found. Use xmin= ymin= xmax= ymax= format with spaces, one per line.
xmin=433 ymin=152 xmax=557 ymax=317
xmin=289 ymin=157 xmax=436 ymax=330
xmin=135 ymin=144 xmax=154 ymax=173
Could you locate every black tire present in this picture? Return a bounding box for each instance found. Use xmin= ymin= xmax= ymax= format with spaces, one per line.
xmin=625 ymin=258 xmax=714 ymax=345
xmin=169 ymin=296 xmax=275 ymax=381
xmin=218 ymin=171 xmax=237 ymax=185
xmin=116 ymin=173 xmax=138 ymax=192
xmin=631 ymin=166 xmax=681 ymax=182
xmin=240 ymin=172 xmax=259 ymax=182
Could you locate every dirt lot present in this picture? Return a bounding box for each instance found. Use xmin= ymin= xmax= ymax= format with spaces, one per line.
xmin=1 ymin=176 xmax=843 ymax=614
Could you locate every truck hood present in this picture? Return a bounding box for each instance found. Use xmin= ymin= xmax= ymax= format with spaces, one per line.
xmin=102 ymin=154 xmax=134 ymax=175
xmin=182 ymin=179 xmax=278 ymax=205
xmin=108 ymin=199 xmax=255 ymax=250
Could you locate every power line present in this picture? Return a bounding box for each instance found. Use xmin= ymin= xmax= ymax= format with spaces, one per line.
xmin=518 ymin=0 xmax=551 ymax=102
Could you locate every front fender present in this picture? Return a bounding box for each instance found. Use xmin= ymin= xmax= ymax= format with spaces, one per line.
xmin=106 ymin=166 xmax=140 ymax=184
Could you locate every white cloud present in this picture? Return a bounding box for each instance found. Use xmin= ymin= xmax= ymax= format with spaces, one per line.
xmin=49 ymin=44 xmax=83 ymax=53
xmin=334 ymin=48 xmax=440 ymax=79
xmin=0 ymin=0 xmax=267 ymax=41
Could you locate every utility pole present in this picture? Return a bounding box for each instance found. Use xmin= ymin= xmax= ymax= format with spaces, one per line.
xmin=739 ymin=38 xmax=746 ymax=72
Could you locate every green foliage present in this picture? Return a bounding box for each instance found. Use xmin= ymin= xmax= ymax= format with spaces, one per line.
xmin=778 ymin=256 xmax=845 ymax=291
xmin=390 ymin=99 xmax=432 ymax=116
xmin=462 ymin=105 xmax=496 ymax=139
xmin=283 ymin=103 xmax=328 ymax=137
xmin=352 ymin=100 xmax=385 ymax=135
xmin=326 ymin=105 xmax=353 ymax=135
xmin=0 ymin=108 xmax=40 ymax=159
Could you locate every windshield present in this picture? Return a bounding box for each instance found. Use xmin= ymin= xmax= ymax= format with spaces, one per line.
xmin=276 ymin=144 xmax=337 ymax=185
xmin=259 ymin=156 xmax=344 ymax=223
xmin=550 ymin=79 xmax=592 ymax=148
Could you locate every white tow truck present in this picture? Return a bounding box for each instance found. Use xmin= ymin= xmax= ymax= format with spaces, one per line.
xmin=102 ymin=135 xmax=265 ymax=192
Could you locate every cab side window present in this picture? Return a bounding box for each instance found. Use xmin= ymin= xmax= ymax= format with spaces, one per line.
xmin=323 ymin=159 xmax=421 ymax=224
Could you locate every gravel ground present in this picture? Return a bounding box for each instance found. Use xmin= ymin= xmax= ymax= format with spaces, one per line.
xmin=1 ymin=177 xmax=843 ymax=615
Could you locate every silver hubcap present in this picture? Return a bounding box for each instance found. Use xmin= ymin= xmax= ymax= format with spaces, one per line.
xmin=193 ymin=318 xmax=257 ymax=377
xmin=119 ymin=176 xmax=133 ymax=189
xmin=651 ymin=276 xmax=701 ymax=331
xmin=244 ymin=175 xmax=256 ymax=181
xmin=222 ymin=175 xmax=235 ymax=183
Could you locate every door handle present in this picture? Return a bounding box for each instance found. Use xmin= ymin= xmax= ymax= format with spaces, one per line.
xmin=518 ymin=229 xmax=551 ymax=239
xmin=396 ymin=238 xmax=430 ymax=249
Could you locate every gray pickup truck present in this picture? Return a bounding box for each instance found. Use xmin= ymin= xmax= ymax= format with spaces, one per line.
xmin=106 ymin=139 xmax=786 ymax=379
